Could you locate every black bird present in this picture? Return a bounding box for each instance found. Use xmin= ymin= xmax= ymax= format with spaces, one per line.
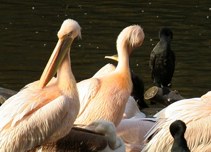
xmin=170 ymin=120 xmax=190 ymax=152
xmin=149 ymin=27 xmax=175 ymax=88
xmin=130 ymin=70 xmax=148 ymax=109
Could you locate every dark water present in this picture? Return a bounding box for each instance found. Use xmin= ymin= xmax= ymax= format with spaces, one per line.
xmin=0 ymin=0 xmax=210 ymax=98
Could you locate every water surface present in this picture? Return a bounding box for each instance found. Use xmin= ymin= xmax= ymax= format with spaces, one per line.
xmin=0 ymin=0 xmax=210 ymax=98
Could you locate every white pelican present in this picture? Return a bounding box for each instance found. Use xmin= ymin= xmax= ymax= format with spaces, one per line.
xmin=75 ymin=25 xmax=145 ymax=126
xmin=142 ymin=91 xmax=211 ymax=152
xmin=0 ymin=19 xmax=81 ymax=151
xmin=80 ymin=55 xmax=154 ymax=152
xmin=78 ymin=59 xmax=152 ymax=152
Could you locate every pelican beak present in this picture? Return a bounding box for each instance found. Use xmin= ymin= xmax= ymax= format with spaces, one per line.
xmin=104 ymin=54 xmax=119 ymax=62
xmin=39 ymin=37 xmax=73 ymax=88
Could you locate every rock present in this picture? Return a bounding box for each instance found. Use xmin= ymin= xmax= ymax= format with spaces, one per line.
xmin=144 ymin=86 xmax=184 ymax=106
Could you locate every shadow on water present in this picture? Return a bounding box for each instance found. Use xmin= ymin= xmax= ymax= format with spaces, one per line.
xmin=0 ymin=0 xmax=210 ymax=98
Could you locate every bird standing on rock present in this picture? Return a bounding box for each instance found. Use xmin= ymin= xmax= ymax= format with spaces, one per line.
xmin=149 ymin=27 xmax=175 ymax=88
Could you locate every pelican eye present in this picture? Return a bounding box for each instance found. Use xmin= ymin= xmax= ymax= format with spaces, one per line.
xmin=67 ymin=32 xmax=73 ymax=37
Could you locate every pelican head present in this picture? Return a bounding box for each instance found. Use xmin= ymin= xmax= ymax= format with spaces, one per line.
xmin=57 ymin=19 xmax=81 ymax=40
xmin=116 ymin=25 xmax=144 ymax=56
xmin=39 ymin=19 xmax=81 ymax=88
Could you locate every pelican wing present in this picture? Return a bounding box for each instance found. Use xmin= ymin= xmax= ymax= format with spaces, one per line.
xmin=117 ymin=118 xmax=155 ymax=151
xmin=0 ymin=87 xmax=75 ymax=151
xmin=93 ymin=63 xmax=116 ymax=78
xmin=123 ymin=96 xmax=146 ymax=119
xmin=76 ymin=63 xmax=115 ymax=116
xmin=154 ymin=97 xmax=201 ymax=118
xmin=0 ymin=89 xmax=39 ymax=130
xmin=77 ymin=78 xmax=101 ymax=117
xmin=144 ymin=98 xmax=201 ymax=140
xmin=0 ymin=87 xmax=67 ymax=131
xmin=143 ymin=96 xmax=211 ymax=152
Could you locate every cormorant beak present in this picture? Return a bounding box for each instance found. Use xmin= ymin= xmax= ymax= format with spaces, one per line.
xmin=39 ymin=36 xmax=73 ymax=88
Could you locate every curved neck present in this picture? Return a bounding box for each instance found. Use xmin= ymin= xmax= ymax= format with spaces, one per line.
xmin=115 ymin=40 xmax=131 ymax=72
xmin=57 ymin=51 xmax=77 ymax=93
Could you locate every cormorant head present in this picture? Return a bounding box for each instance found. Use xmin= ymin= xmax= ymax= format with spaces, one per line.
xmin=159 ymin=27 xmax=173 ymax=42
xmin=170 ymin=120 xmax=186 ymax=138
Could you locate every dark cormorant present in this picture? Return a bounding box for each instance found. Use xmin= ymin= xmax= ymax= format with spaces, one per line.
xmin=170 ymin=120 xmax=190 ymax=152
xmin=130 ymin=70 xmax=148 ymax=108
xmin=149 ymin=27 xmax=175 ymax=88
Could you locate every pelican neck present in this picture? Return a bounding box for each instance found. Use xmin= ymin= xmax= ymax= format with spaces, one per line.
xmin=57 ymin=51 xmax=76 ymax=92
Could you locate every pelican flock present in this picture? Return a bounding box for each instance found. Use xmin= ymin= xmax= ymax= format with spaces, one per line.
xmin=0 ymin=19 xmax=81 ymax=151
xmin=0 ymin=17 xmax=209 ymax=152
xmin=33 ymin=24 xmax=147 ymax=152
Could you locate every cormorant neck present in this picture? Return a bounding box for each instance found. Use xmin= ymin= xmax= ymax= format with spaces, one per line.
xmin=159 ymin=38 xmax=171 ymax=50
xmin=160 ymin=36 xmax=172 ymax=43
